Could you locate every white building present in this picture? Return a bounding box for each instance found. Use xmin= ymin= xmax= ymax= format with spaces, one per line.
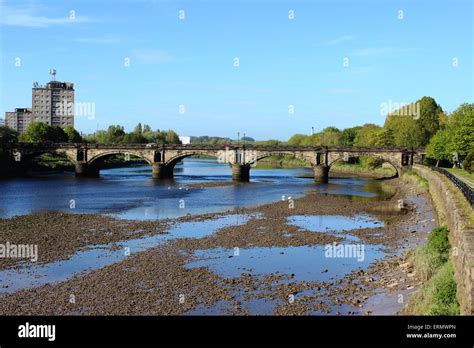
xmin=179 ymin=136 xmax=191 ymax=145
xmin=0 ymin=118 xmax=5 ymax=126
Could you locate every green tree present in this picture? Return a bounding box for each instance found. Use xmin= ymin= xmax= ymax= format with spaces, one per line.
xmin=164 ymin=130 xmax=181 ymax=144
xmin=133 ymin=123 xmax=143 ymax=135
xmin=384 ymin=115 xmax=420 ymax=147
xmin=353 ymin=124 xmax=381 ymax=146
xmin=0 ymin=126 xmax=18 ymax=147
xmin=320 ymin=127 xmax=341 ymax=145
xmin=287 ymin=134 xmax=307 ymax=145
xmin=448 ymin=103 xmax=474 ymax=158
xmin=426 ymin=129 xmax=452 ymax=166
xmin=21 ymin=122 xmax=67 ymax=143
xmin=415 ymin=96 xmax=444 ymax=146
xmin=375 ymin=128 xmax=395 ymax=147
xmin=63 ymin=126 xmax=82 ymax=143
xmin=340 ymin=127 xmax=361 ymax=146
xmin=463 ymin=148 xmax=474 ymax=173
xmin=106 ymin=125 xmax=125 ymax=143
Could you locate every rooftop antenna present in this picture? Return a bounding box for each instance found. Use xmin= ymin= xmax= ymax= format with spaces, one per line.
xmin=49 ymin=69 xmax=57 ymax=81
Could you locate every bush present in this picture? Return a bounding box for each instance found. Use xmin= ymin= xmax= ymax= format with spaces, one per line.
xmin=463 ymin=148 xmax=474 ymax=173
xmin=427 ymin=227 xmax=450 ymax=259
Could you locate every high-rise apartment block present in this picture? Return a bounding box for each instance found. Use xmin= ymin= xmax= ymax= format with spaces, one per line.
xmin=5 ymin=71 xmax=75 ymax=133
xmin=5 ymin=108 xmax=32 ymax=134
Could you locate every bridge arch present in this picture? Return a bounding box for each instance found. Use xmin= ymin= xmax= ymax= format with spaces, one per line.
xmin=164 ymin=151 xmax=223 ymax=167
xmin=87 ymin=150 xmax=154 ymax=166
xmin=327 ymin=153 xmax=402 ymax=177
xmin=20 ymin=149 xmax=77 ymax=166
xmin=245 ymin=152 xmax=316 ymax=167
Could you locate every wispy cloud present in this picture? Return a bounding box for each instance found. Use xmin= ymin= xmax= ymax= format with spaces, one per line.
xmin=131 ymin=49 xmax=173 ymax=64
xmin=0 ymin=3 xmax=92 ymax=27
xmin=326 ymin=35 xmax=356 ymax=45
xmin=73 ymin=36 xmax=123 ymax=44
xmin=351 ymin=47 xmax=415 ymax=57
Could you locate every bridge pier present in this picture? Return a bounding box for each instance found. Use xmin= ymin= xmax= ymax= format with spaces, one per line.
xmin=152 ymin=163 xmax=173 ymax=179
xmin=313 ymin=165 xmax=329 ymax=183
xmin=75 ymin=162 xmax=99 ymax=177
xmin=231 ymin=164 xmax=250 ymax=182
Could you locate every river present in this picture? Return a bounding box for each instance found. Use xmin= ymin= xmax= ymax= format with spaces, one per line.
xmin=0 ymin=158 xmax=390 ymax=220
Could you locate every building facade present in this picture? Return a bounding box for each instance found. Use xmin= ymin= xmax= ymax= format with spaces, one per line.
xmin=32 ymin=81 xmax=75 ymax=128
xmin=5 ymin=78 xmax=75 ymax=134
xmin=0 ymin=118 xmax=5 ymax=127
xmin=5 ymin=108 xmax=32 ymax=134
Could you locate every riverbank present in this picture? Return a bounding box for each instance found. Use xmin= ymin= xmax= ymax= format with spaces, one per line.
xmin=256 ymin=156 xmax=397 ymax=179
xmin=409 ymin=165 xmax=474 ymax=314
xmin=0 ymin=177 xmax=436 ymax=315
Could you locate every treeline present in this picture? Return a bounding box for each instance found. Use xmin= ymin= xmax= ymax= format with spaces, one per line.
xmin=287 ymin=97 xmax=447 ymax=148
xmin=0 ymin=122 xmax=181 ymax=145
xmin=190 ymin=135 xmax=254 ymax=144
xmin=283 ymin=97 xmax=473 ymax=172
xmin=83 ymin=123 xmax=181 ymax=144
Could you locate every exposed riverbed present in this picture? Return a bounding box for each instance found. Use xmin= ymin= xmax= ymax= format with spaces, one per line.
xmin=0 ymin=158 xmax=436 ymax=315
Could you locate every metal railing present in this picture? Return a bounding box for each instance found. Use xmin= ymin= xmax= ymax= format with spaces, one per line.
xmin=430 ymin=166 xmax=474 ymax=207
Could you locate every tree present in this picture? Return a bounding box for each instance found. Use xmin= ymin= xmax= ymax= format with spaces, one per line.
xmin=320 ymin=127 xmax=341 ymax=145
xmin=463 ymin=148 xmax=474 ymax=173
xmin=384 ymin=115 xmax=420 ymax=147
xmin=21 ymin=122 xmax=67 ymax=143
xmin=133 ymin=123 xmax=143 ymax=135
xmin=415 ymin=96 xmax=444 ymax=146
xmin=0 ymin=126 xmax=18 ymax=148
xmin=143 ymin=124 xmax=151 ymax=133
xmin=287 ymin=134 xmax=307 ymax=145
xmin=426 ymin=129 xmax=452 ymax=166
xmin=375 ymin=128 xmax=395 ymax=147
xmin=164 ymin=130 xmax=181 ymax=144
xmin=353 ymin=124 xmax=381 ymax=146
xmin=63 ymin=126 xmax=82 ymax=143
xmin=449 ymin=103 xmax=474 ymax=158
xmin=106 ymin=125 xmax=125 ymax=143
xmin=340 ymin=127 xmax=361 ymax=146
xmin=383 ymin=97 xmax=444 ymax=147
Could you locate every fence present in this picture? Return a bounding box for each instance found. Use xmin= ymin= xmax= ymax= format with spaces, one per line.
xmin=430 ymin=166 xmax=474 ymax=207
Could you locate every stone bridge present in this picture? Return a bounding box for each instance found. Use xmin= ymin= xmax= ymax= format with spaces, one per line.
xmin=4 ymin=143 xmax=425 ymax=182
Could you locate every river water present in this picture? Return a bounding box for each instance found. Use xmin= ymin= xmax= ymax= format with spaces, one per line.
xmin=0 ymin=158 xmax=390 ymax=220
xmin=0 ymin=158 xmax=406 ymax=315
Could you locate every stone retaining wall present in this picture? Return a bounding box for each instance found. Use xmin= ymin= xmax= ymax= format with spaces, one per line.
xmin=412 ymin=164 xmax=474 ymax=314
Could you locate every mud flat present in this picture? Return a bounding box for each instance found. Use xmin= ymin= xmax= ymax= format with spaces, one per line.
xmin=0 ymin=178 xmax=436 ymax=315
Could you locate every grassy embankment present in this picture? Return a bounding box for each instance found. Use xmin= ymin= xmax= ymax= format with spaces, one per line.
xmin=255 ymin=155 xmax=396 ymax=177
xmin=400 ymin=169 xmax=429 ymax=193
xmin=401 ymin=170 xmax=459 ymax=315
xmin=406 ymin=227 xmax=459 ymax=315
xmin=445 ymin=168 xmax=474 ymax=187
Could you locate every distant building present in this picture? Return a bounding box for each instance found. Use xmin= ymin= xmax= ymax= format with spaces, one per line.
xmin=0 ymin=118 xmax=5 ymax=127
xmin=179 ymin=136 xmax=191 ymax=145
xmin=5 ymin=70 xmax=75 ymax=134
xmin=5 ymin=108 xmax=32 ymax=134
xmin=32 ymin=80 xmax=75 ymax=129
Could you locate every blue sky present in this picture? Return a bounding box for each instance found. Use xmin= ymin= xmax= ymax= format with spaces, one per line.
xmin=1 ymin=0 xmax=473 ymax=140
